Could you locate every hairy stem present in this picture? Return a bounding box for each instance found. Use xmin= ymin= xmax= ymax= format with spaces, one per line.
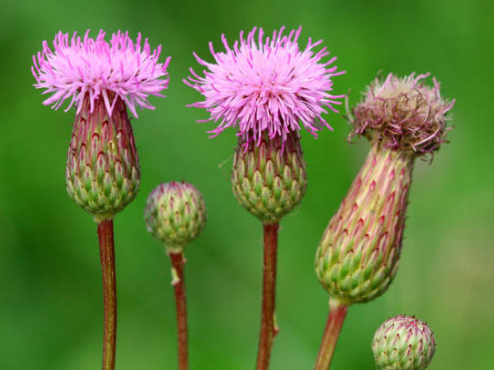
xmin=169 ymin=251 xmax=189 ymax=370
xmin=313 ymin=301 xmax=348 ymax=370
xmin=97 ymin=220 xmax=117 ymax=370
xmin=256 ymin=223 xmax=280 ymax=370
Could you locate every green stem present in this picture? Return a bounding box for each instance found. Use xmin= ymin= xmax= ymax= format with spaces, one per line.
xmin=169 ymin=251 xmax=189 ymax=370
xmin=313 ymin=300 xmax=348 ymax=370
xmin=256 ymin=222 xmax=280 ymax=370
xmin=97 ymin=220 xmax=117 ymax=370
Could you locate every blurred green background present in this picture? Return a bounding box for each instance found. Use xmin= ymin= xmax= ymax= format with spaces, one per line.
xmin=1 ymin=0 xmax=493 ymax=369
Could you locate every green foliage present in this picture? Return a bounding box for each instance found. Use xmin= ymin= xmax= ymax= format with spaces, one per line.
xmin=0 ymin=1 xmax=492 ymax=370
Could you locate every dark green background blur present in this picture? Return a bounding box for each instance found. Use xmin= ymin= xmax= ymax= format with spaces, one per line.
xmin=1 ymin=0 xmax=493 ymax=369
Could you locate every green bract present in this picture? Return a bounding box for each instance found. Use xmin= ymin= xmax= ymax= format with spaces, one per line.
xmin=66 ymin=97 xmax=140 ymax=223
xmin=315 ymin=145 xmax=414 ymax=305
xmin=144 ymin=182 xmax=207 ymax=253
xmin=231 ymin=133 xmax=307 ymax=224
xmin=372 ymin=315 xmax=436 ymax=370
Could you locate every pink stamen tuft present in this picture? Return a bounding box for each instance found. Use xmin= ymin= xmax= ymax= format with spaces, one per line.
xmin=184 ymin=26 xmax=345 ymax=146
xmin=32 ymin=30 xmax=171 ymax=118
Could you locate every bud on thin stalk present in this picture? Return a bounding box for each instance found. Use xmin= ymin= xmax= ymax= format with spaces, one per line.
xmin=145 ymin=181 xmax=207 ymax=370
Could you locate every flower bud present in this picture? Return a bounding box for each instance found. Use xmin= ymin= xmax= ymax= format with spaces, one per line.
xmin=144 ymin=182 xmax=207 ymax=253
xmin=372 ymin=315 xmax=436 ymax=370
xmin=231 ymin=133 xmax=307 ymax=224
xmin=66 ymin=96 xmax=140 ymax=222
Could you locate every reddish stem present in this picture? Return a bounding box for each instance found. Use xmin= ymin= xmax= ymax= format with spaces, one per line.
xmin=97 ymin=220 xmax=117 ymax=370
xmin=313 ymin=301 xmax=348 ymax=370
xmin=256 ymin=223 xmax=280 ymax=370
xmin=169 ymin=252 xmax=189 ymax=370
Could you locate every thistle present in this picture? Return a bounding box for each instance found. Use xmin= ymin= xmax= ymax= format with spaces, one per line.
xmin=145 ymin=182 xmax=207 ymax=370
xmin=185 ymin=26 xmax=344 ymax=370
xmin=372 ymin=315 xmax=436 ymax=370
xmin=32 ymin=30 xmax=170 ymax=370
xmin=313 ymin=73 xmax=454 ymax=370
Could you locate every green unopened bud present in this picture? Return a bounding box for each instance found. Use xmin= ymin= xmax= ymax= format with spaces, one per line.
xmin=144 ymin=181 xmax=207 ymax=253
xmin=66 ymin=96 xmax=140 ymax=223
xmin=372 ymin=315 xmax=436 ymax=370
xmin=315 ymin=144 xmax=414 ymax=305
xmin=231 ymin=133 xmax=307 ymax=224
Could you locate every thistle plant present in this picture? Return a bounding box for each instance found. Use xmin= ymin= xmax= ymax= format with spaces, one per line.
xmin=372 ymin=315 xmax=436 ymax=370
xmin=185 ymin=26 xmax=344 ymax=370
xmin=313 ymin=73 xmax=454 ymax=370
xmin=32 ymin=30 xmax=170 ymax=370
xmin=145 ymin=182 xmax=207 ymax=370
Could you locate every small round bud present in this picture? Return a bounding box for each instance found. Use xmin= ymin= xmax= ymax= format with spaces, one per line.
xmin=144 ymin=182 xmax=206 ymax=253
xmin=372 ymin=315 xmax=436 ymax=370
xmin=231 ymin=133 xmax=307 ymax=224
xmin=351 ymin=73 xmax=454 ymax=156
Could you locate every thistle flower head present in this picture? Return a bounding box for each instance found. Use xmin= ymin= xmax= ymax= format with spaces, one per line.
xmin=351 ymin=73 xmax=455 ymax=155
xmin=372 ymin=315 xmax=436 ymax=370
xmin=32 ymin=29 xmax=171 ymax=118
xmin=185 ymin=26 xmax=345 ymax=147
xmin=145 ymin=182 xmax=207 ymax=253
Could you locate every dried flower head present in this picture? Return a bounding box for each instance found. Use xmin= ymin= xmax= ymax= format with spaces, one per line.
xmin=351 ymin=73 xmax=455 ymax=155
xmin=372 ymin=315 xmax=436 ymax=370
xmin=185 ymin=26 xmax=345 ymax=146
xmin=32 ymin=30 xmax=171 ymax=117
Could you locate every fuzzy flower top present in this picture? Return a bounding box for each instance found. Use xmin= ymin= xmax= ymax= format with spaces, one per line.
xmin=185 ymin=26 xmax=345 ymax=146
xmin=32 ymin=30 xmax=171 ymax=118
xmin=351 ymin=73 xmax=455 ymax=155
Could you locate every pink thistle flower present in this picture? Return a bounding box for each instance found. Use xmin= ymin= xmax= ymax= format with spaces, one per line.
xmin=184 ymin=26 xmax=345 ymax=146
xmin=32 ymin=30 xmax=171 ymax=118
xmin=351 ymin=73 xmax=455 ymax=155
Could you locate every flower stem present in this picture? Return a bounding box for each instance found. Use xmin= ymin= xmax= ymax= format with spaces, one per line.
xmin=97 ymin=219 xmax=117 ymax=370
xmin=169 ymin=251 xmax=189 ymax=370
xmin=313 ymin=300 xmax=348 ymax=370
xmin=256 ymin=222 xmax=280 ymax=370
